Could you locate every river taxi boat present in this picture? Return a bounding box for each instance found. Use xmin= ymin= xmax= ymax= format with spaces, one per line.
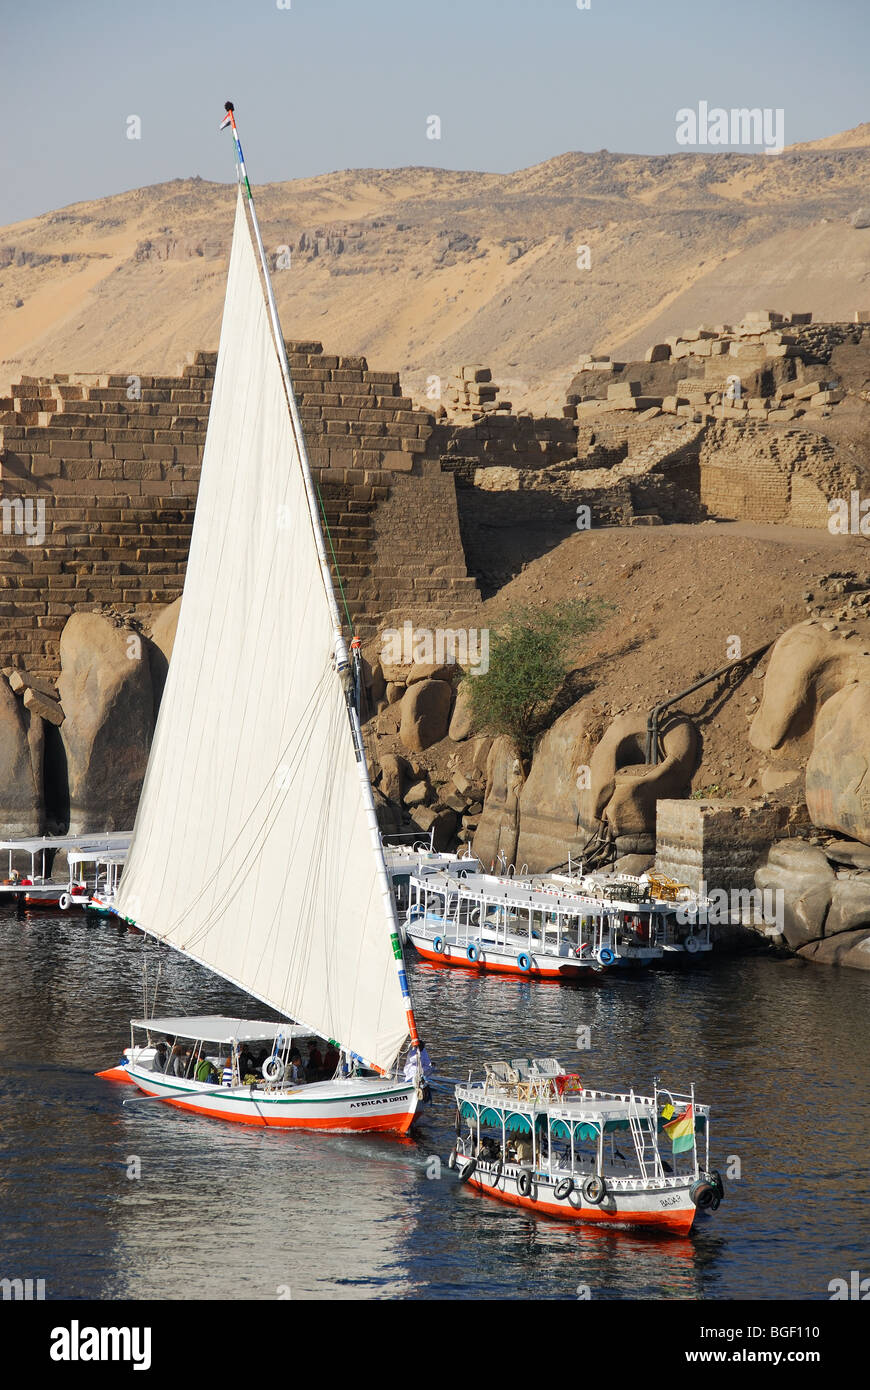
xmin=450 ymin=1060 xmax=723 ymax=1235
xmin=547 ymin=870 xmax=714 ymax=959
xmin=405 ymin=869 xmax=663 ymax=977
xmin=0 ymin=833 xmax=131 ymax=909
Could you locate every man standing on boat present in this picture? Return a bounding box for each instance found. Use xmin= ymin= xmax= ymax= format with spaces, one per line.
xmin=403 ymin=1039 xmax=433 ymax=1082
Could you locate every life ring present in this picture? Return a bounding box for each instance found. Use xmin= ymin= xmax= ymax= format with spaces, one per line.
xmin=685 ymin=934 xmax=701 ymax=954
xmin=582 ymin=1174 xmax=607 ymax=1205
xmin=517 ymin=952 xmax=531 ymax=972
xmin=58 ymin=893 xmax=71 ymax=911
xmin=466 ymin=943 xmax=480 ymax=962
xmin=490 ymin=1159 xmax=503 ymax=1187
xmin=597 ymin=946 xmax=615 ymax=966
xmin=433 ymin=935 xmax=445 ymax=953
xmin=517 ymin=1170 xmax=533 ymax=1197
xmin=261 ymin=1055 xmax=285 ymax=1083
xmin=458 ymin=1157 xmax=477 ymax=1185
xmin=554 ymin=1177 xmax=574 ymax=1201
xmin=690 ymin=1179 xmax=716 ymax=1211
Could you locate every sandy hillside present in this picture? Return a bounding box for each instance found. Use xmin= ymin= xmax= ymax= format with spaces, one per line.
xmin=2 ymin=129 xmax=869 ymax=404
xmin=369 ymin=520 xmax=870 ymax=810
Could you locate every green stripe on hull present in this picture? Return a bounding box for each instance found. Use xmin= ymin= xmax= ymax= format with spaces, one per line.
xmin=133 ymin=1074 xmax=413 ymax=1107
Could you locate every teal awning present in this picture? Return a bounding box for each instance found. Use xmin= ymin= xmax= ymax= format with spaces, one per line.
xmin=459 ymin=1101 xmax=475 ymax=1121
xmin=504 ymin=1112 xmax=532 ymax=1134
xmin=550 ymin=1119 xmax=571 ymax=1140
xmin=480 ymin=1108 xmax=502 ymax=1127
xmin=575 ymin=1123 xmax=600 ymax=1142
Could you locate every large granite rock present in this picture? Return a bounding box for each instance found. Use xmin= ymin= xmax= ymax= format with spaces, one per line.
xmin=750 ymin=623 xmax=870 ymax=755
xmin=473 ymin=736 xmax=525 ymax=870
xmin=824 ymin=877 xmax=870 ymax=937
xmin=806 ymin=683 xmax=870 ymax=846
xmin=516 ymin=702 xmax=606 ymax=871
xmin=148 ymin=597 xmax=181 ymax=717
xmin=754 ymin=839 xmax=835 ymax=950
xmin=399 ymin=679 xmax=452 ymax=752
xmin=378 ymin=752 xmax=412 ymax=804
xmin=56 ymin=613 xmax=155 ymax=833
xmin=448 ymin=680 xmax=475 ymax=742
xmin=798 ymin=927 xmax=870 ymax=970
xmin=579 ymin=711 xmax=698 ymax=838
xmin=0 ymin=677 xmax=43 ymax=835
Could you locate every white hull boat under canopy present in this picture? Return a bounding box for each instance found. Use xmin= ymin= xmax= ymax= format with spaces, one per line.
xmin=405 ymin=870 xmax=664 ymax=978
xmin=98 ymin=107 xmax=427 ymax=1135
xmin=451 ymin=1061 xmax=724 ymax=1235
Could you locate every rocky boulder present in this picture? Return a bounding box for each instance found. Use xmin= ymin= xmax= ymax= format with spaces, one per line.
xmin=399 ymin=679 xmax=452 ymax=752
xmin=148 ymin=597 xmax=181 ymax=717
xmin=805 ymin=683 xmax=870 ymax=846
xmin=754 ymin=839 xmax=835 ymax=950
xmin=750 ymin=623 xmax=870 ymax=757
xmin=378 ymin=752 xmax=412 ymax=804
xmin=516 ymin=702 xmax=606 ymax=871
xmin=0 ymin=677 xmax=43 ymax=835
xmin=473 ymin=736 xmax=525 ymax=870
xmin=798 ymin=928 xmax=870 ymax=970
xmin=824 ymin=876 xmax=870 ymax=937
xmin=578 ymin=711 xmax=698 ymax=838
xmin=56 ymin=612 xmax=155 ymax=833
xmin=448 ymin=680 xmax=476 ymax=742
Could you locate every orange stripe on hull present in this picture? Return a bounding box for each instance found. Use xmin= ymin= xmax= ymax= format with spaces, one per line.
xmin=466 ymin=1176 xmax=696 ymax=1235
xmin=95 ymin=1066 xmax=135 ymax=1083
xmin=155 ymin=1093 xmax=417 ymax=1134
xmin=413 ymin=942 xmax=587 ymax=979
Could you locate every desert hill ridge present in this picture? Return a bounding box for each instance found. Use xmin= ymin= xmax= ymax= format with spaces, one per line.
xmin=2 ymin=127 xmax=869 ymax=409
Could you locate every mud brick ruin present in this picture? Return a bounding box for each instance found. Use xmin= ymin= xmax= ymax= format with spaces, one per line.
xmin=0 ymin=310 xmax=867 ymax=677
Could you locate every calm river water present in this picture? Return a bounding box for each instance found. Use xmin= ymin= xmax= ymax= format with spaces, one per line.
xmin=1 ymin=907 xmax=868 ymax=1301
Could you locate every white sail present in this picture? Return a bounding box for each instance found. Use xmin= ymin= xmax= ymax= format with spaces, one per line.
xmin=116 ymin=190 xmax=409 ymax=1073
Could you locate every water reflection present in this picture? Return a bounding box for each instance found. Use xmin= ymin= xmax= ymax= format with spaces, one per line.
xmin=1 ymin=904 xmax=868 ymax=1299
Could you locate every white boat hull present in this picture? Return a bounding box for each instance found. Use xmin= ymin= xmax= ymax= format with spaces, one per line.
xmin=456 ymin=1155 xmax=699 ymax=1234
xmin=102 ymin=1060 xmax=420 ymax=1134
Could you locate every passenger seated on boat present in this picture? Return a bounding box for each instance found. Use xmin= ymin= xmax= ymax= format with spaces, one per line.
xmin=195 ymin=1057 xmax=218 ymax=1084
xmin=287 ymin=1049 xmax=305 ymax=1085
xmin=323 ymin=1043 xmax=340 ymax=1077
xmin=170 ymin=1044 xmax=188 ymax=1078
xmin=221 ymin=1057 xmax=234 ymax=1087
xmin=307 ymin=1043 xmax=324 ymax=1080
xmin=154 ymin=1040 xmax=170 ymax=1072
xmin=513 ymin=1138 xmax=534 ymax=1164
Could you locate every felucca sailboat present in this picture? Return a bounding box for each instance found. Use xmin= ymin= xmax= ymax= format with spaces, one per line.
xmin=97 ymin=104 xmax=427 ymax=1133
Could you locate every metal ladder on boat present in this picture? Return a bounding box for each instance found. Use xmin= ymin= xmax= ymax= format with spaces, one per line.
xmin=628 ymin=1089 xmax=663 ymax=1180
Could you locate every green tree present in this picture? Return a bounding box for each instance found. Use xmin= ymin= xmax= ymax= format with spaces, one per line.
xmin=465 ymin=599 xmax=608 ymax=764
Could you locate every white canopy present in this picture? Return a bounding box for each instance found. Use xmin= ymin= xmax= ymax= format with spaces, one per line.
xmin=131 ymin=1016 xmax=311 ymax=1045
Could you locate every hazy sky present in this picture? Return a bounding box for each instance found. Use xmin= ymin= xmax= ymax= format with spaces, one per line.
xmin=2 ymin=0 xmax=867 ymax=224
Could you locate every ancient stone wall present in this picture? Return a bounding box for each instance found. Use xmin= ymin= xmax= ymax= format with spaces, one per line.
xmin=698 ymin=422 xmax=850 ymax=526
xmin=0 ymin=344 xmax=480 ymax=673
